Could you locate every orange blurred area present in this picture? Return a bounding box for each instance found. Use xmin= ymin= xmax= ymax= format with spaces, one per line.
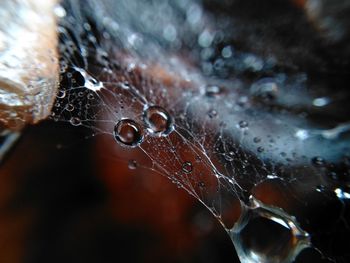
xmin=292 ymin=0 xmax=306 ymax=8
xmin=0 ymin=121 xmax=237 ymax=263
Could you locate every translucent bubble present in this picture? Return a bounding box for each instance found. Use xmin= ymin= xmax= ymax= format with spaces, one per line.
xmin=128 ymin=159 xmax=138 ymax=170
xmin=182 ymin=161 xmax=193 ymax=174
xmin=70 ymin=117 xmax=81 ymax=126
xmin=114 ymin=119 xmax=144 ymax=147
xmin=143 ymin=105 xmax=174 ymax=137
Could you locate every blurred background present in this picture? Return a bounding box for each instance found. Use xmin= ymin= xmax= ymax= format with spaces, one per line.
xmin=0 ymin=121 xmax=239 ymax=263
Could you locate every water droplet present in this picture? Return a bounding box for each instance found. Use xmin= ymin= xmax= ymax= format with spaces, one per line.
xmin=224 ymin=151 xmax=235 ymax=161
xmin=205 ymin=85 xmax=222 ymax=97
xmin=74 ymin=67 xmax=103 ymax=91
xmin=54 ymin=4 xmax=66 ymax=18
xmin=114 ymin=119 xmax=144 ymax=147
xmin=238 ymin=120 xmax=248 ymax=128
xmin=253 ymin=137 xmax=261 ymax=143
xmin=221 ymin=45 xmax=233 ymax=58
xmin=295 ymin=129 xmax=309 ymax=140
xmin=128 ymin=160 xmax=138 ymax=170
xmin=207 ymin=109 xmax=218 ymax=118
xmin=56 ymin=89 xmax=66 ymax=99
xmin=198 ymin=181 xmax=206 ymax=188
xmin=316 ymin=185 xmax=326 ymax=192
xmin=198 ymin=30 xmax=214 ymax=48
xmin=70 ymin=117 xmax=81 ymax=126
xmin=87 ymin=93 xmax=95 ymax=100
xmin=182 ymin=161 xmax=193 ymax=174
xmin=251 ymin=78 xmax=278 ymax=101
xmin=334 ymin=188 xmax=350 ymax=200
xmin=163 ymin=24 xmax=177 ymax=42
xmin=257 ymin=146 xmax=265 ymax=153
xmin=143 ymin=105 xmax=174 ymax=136
xmin=311 ymin=156 xmax=326 ymax=167
xmin=312 ymin=97 xmax=330 ymax=107
xmin=66 ymin=104 xmax=74 ymax=112
xmin=230 ymin=198 xmax=310 ymax=263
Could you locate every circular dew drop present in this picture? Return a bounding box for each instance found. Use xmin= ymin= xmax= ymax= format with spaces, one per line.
xmin=143 ymin=105 xmax=174 ymax=136
xmin=182 ymin=161 xmax=193 ymax=174
xmin=66 ymin=103 xmax=74 ymax=112
xmin=114 ymin=119 xmax=144 ymax=147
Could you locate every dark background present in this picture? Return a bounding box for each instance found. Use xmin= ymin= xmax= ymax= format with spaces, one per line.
xmin=0 ymin=121 xmax=238 ymax=263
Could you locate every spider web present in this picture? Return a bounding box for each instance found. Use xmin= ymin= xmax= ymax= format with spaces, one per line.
xmin=50 ymin=1 xmax=350 ymax=262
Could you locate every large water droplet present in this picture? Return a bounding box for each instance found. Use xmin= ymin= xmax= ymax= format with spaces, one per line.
xmin=230 ymin=197 xmax=310 ymax=263
xmin=114 ymin=119 xmax=144 ymax=147
xmin=143 ymin=105 xmax=174 ymax=136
